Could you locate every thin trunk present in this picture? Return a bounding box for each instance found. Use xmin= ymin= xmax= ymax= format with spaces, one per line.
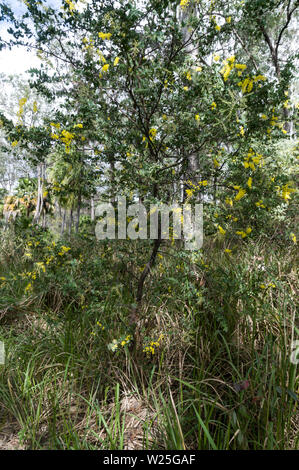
xmin=69 ymin=205 xmax=74 ymax=236
xmin=34 ymin=163 xmax=41 ymax=223
xmin=180 ymin=4 xmax=200 ymax=191
xmin=136 ymin=237 xmax=162 ymax=305
xmin=60 ymin=209 xmax=66 ymax=236
xmin=34 ymin=163 xmax=46 ymax=224
xmin=91 ymin=197 xmax=95 ymax=221
xmin=75 ymin=189 xmax=82 ymax=233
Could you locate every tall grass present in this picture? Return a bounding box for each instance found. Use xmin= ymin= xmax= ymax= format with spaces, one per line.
xmin=0 ymin=231 xmax=298 ymax=449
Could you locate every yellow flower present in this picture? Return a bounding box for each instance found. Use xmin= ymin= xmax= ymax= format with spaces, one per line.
xmin=98 ymin=32 xmax=112 ymax=40
xmin=185 ymin=71 xmax=192 ymax=80
xmin=236 ymin=230 xmax=247 ymax=238
xmin=180 ymin=0 xmax=190 ymax=9
xmin=213 ymin=158 xmax=220 ymax=168
xmin=254 ymin=74 xmax=266 ymax=82
xmin=113 ymin=56 xmax=120 ymax=66
xmin=224 ymin=249 xmax=232 ymax=254
xmin=247 ymin=177 xmax=252 ymax=189
xmin=235 ymin=188 xmax=246 ymax=201
xmin=50 ymin=122 xmax=60 ymax=129
xmin=226 ymin=17 xmax=232 ymax=23
xmin=280 ymin=183 xmax=295 ymax=201
xmin=11 ymin=141 xmax=18 ymax=147
xmin=58 ymin=245 xmax=71 ymax=256
xmin=149 ymin=128 xmax=157 ymax=140
xmin=25 ymin=282 xmax=32 ymax=293
xmin=183 ymin=86 xmax=189 ymax=91
xmin=246 ymin=227 xmax=252 ymax=234
xmin=218 ymin=225 xmax=226 ymax=235
xmin=195 ymin=114 xmax=200 ymax=121
xmin=214 ymin=55 xmax=220 ymax=62
xmin=185 ymin=189 xmax=194 ymax=198
xmin=65 ymin=0 xmax=76 ymax=13
xmin=215 ymin=24 xmax=221 ymax=32
xmin=290 ymin=232 xmax=297 ymax=244
xmin=211 ymin=102 xmax=217 ymax=110
xmin=102 ymin=64 xmax=109 ymax=73
xmin=256 ymin=200 xmax=266 ymax=208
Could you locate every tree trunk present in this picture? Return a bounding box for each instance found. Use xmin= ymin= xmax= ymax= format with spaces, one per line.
xmin=68 ymin=205 xmax=74 ymax=236
xmin=75 ymin=189 xmax=82 ymax=233
xmin=91 ymin=197 xmax=95 ymax=221
xmin=60 ymin=208 xmax=66 ymax=236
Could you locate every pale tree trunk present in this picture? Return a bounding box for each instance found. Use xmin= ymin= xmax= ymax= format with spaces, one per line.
xmin=60 ymin=208 xmax=66 ymax=236
xmin=257 ymin=3 xmax=298 ymax=136
xmin=75 ymin=189 xmax=82 ymax=234
xmin=34 ymin=163 xmax=46 ymax=224
xmin=91 ymin=197 xmax=95 ymax=221
xmin=180 ymin=4 xmax=200 ymax=197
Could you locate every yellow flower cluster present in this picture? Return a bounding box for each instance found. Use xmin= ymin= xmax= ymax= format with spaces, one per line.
xmin=290 ymin=232 xmax=296 ymax=244
xmin=98 ymin=32 xmax=112 ymax=40
xmin=143 ymin=334 xmax=164 ymax=356
xmin=17 ymin=97 xmax=27 ymax=124
xmin=185 ymin=180 xmax=208 ymax=201
xmin=276 ymin=183 xmax=296 ymax=202
xmin=234 ymin=186 xmax=246 ymax=201
xmin=149 ymin=128 xmax=157 ymax=141
xmin=65 ymin=0 xmax=76 ymax=14
xmin=243 ymin=149 xmax=263 ymax=171
xmin=236 ymin=227 xmax=252 ymax=238
xmin=101 ymin=64 xmax=109 ymax=73
xmin=180 ymin=0 xmax=190 ymax=9
xmin=238 ymin=74 xmax=266 ymax=94
xmin=58 ymin=245 xmax=71 ymax=256
xmin=256 ymin=200 xmax=266 ymax=208
xmin=220 ymin=56 xmax=237 ymax=81
xmin=260 ymin=282 xmax=276 ymax=289
xmin=218 ymin=225 xmax=226 ymax=235
xmin=109 ymin=335 xmax=132 ymax=352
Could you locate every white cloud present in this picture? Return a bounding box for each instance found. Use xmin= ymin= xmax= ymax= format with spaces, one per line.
xmin=0 ymin=45 xmax=41 ymax=76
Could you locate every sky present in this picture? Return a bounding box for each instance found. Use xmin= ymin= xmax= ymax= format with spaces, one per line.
xmin=0 ymin=0 xmax=61 ymax=76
